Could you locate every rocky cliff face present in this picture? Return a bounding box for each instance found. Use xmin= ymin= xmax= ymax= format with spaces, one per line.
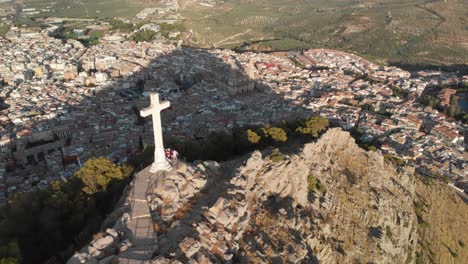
xmin=69 ymin=128 xmax=423 ymax=263
xmin=414 ymin=178 xmax=468 ymax=263
xmin=163 ymin=128 xmax=418 ymax=263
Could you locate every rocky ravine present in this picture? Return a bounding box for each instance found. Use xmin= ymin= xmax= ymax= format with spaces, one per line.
xmin=69 ymin=128 xmax=421 ymax=263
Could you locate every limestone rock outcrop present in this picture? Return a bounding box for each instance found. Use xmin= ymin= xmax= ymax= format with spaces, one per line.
xmin=70 ymin=128 xmax=420 ymax=264
xmin=67 ymin=214 xmax=129 ymax=264
xmin=157 ymin=128 xmax=417 ymax=263
xmin=146 ymin=161 xmax=211 ymax=231
xmin=67 ymin=161 xmax=215 ymax=264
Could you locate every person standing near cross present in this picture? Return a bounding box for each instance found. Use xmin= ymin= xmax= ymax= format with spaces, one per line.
xmin=140 ymin=93 xmax=172 ymax=173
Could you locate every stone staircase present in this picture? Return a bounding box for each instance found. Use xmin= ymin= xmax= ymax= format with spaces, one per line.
xmin=117 ymin=167 xmax=159 ymax=264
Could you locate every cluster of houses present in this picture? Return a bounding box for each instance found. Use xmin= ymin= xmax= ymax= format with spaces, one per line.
xmin=270 ymin=49 xmax=467 ymax=191
xmin=0 ymin=31 xmax=466 ymax=202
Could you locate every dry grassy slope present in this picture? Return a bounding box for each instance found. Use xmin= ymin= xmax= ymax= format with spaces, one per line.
xmin=415 ymin=178 xmax=468 ymax=264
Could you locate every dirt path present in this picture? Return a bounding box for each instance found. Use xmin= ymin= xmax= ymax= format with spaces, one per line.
xmin=415 ymin=3 xmax=446 ymax=30
xmin=213 ymin=29 xmax=252 ymax=48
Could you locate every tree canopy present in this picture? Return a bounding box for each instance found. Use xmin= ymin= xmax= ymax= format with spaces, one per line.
xmin=269 ymin=149 xmax=285 ymax=163
xmin=296 ymin=116 xmax=329 ymax=137
xmin=261 ymin=127 xmax=288 ymax=142
xmin=246 ymin=129 xmax=261 ymax=144
xmin=75 ymin=157 xmax=126 ymax=194
xmin=419 ymin=93 xmax=467 ymax=123
xmin=0 ymin=158 xmax=132 ymax=264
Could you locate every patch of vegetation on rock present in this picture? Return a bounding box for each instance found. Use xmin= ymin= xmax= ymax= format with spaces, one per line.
xmin=269 ymin=149 xmax=285 ymax=163
xmin=132 ymin=29 xmax=157 ymax=42
xmin=307 ymin=174 xmax=326 ymax=194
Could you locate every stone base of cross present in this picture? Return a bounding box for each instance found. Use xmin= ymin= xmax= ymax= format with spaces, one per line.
xmin=149 ymin=155 xmax=172 ymax=173
xmin=140 ymin=93 xmax=172 ymax=173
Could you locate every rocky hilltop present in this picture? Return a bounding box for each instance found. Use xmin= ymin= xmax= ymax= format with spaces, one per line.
xmin=68 ymin=128 xmax=467 ymax=264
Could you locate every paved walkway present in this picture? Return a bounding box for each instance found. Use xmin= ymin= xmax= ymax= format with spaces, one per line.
xmin=118 ymin=166 xmax=161 ymax=264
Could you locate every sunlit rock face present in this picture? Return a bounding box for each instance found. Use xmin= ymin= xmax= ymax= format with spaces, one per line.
xmin=70 ymin=128 xmax=418 ymax=264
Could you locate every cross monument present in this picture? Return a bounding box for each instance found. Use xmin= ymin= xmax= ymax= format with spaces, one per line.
xmin=140 ymin=93 xmax=172 ymax=173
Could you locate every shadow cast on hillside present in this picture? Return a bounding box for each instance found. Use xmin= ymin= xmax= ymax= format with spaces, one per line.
xmin=0 ymin=41 xmax=320 ymax=262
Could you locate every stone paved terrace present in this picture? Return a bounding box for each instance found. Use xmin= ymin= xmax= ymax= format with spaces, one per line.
xmin=117 ymin=166 xmax=160 ymax=264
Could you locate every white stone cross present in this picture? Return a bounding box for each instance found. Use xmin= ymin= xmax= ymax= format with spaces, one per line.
xmin=140 ymin=93 xmax=172 ymax=173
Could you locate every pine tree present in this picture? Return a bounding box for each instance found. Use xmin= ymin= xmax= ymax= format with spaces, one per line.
xmin=74 ymin=157 xmax=125 ymax=194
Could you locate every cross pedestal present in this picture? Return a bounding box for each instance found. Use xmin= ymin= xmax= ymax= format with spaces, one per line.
xmin=140 ymin=93 xmax=172 ymax=173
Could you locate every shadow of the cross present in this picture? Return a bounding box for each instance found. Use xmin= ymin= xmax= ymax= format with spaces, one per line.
xmin=0 ymin=40 xmax=318 ymax=263
xmin=1 ymin=45 xmax=311 ymax=177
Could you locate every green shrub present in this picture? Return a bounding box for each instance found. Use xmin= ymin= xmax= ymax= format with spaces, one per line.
xmin=0 ymin=258 xmax=18 ymax=264
xmin=332 ymin=170 xmax=340 ymax=178
xmin=246 ymin=129 xmax=261 ymax=144
xmin=296 ymin=116 xmax=329 ymax=137
xmin=261 ymin=127 xmax=288 ymax=142
xmin=391 ymin=85 xmax=409 ymax=99
xmin=308 ymin=175 xmax=317 ymax=192
xmin=132 ymin=29 xmax=157 ymax=42
xmin=269 ymin=149 xmax=285 ymax=163
xmin=403 ymin=220 xmax=409 ymax=228
xmin=109 ymin=19 xmax=136 ymax=33
xmin=88 ymin=30 xmax=104 ymax=46
xmin=307 ymin=174 xmax=326 ymax=194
